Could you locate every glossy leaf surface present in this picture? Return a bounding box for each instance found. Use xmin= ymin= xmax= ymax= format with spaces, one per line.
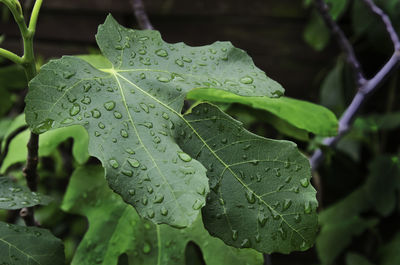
xmin=0 ymin=221 xmax=65 ymax=265
xmin=179 ymin=104 xmax=318 ymax=253
xmin=61 ymin=165 xmax=263 ymax=265
xmin=0 ymin=176 xmax=52 ymax=209
xmin=25 ymin=15 xmax=284 ymax=227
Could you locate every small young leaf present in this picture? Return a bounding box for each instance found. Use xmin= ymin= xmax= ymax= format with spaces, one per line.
xmin=178 ymin=104 xmax=318 ymax=254
xmin=61 ymin=165 xmax=263 ymax=265
xmin=0 ymin=176 xmax=52 ymax=209
xmin=187 ymin=89 xmax=338 ymax=136
xmin=25 ymin=15 xmax=284 ymax=228
xmin=0 ymin=221 xmax=65 ymax=265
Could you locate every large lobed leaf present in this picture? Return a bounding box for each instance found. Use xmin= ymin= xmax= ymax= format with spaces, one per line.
xmin=0 ymin=221 xmax=65 ymax=265
xmin=25 ymin=15 xmax=284 ymax=228
xmin=0 ymin=176 xmax=52 ymax=210
xmin=179 ymin=104 xmax=318 ymax=253
xmin=62 ymin=165 xmax=263 ymax=265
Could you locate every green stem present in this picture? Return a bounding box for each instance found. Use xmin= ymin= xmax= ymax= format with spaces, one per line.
xmin=0 ymin=48 xmax=23 ymax=64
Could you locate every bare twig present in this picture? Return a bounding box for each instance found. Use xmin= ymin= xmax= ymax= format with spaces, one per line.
xmin=0 ymin=125 xmax=28 ymax=168
xmin=23 ymin=133 xmax=39 ymax=192
xmin=19 ymin=207 xmax=36 ymax=226
xmin=130 ymin=0 xmax=154 ymax=30
xmin=314 ymin=0 xmax=367 ymax=86
xmin=310 ymin=0 xmax=400 ymax=171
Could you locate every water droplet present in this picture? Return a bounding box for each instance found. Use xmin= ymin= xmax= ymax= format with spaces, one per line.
xmin=283 ymin=199 xmax=292 ymax=210
xmin=255 ymin=234 xmax=261 ymax=243
xmin=81 ymin=96 xmax=91 ymax=105
xmin=161 ymin=207 xmax=168 ymax=216
xmin=147 ymin=209 xmax=155 ymax=218
xmin=120 ymin=129 xmax=128 ymax=138
xmin=142 ymin=196 xmax=148 ymax=205
xmin=245 ymin=191 xmax=256 ymax=204
xmin=232 ymin=230 xmax=238 ymax=240
xmin=175 ymin=59 xmax=184 ymax=67
xmin=128 ymin=189 xmax=136 ymax=196
xmin=162 ymin=112 xmax=169 ymax=120
xmin=221 ymin=138 xmax=227 ymax=144
xmin=126 ymin=148 xmax=135 ymax=154
xmin=153 ymin=136 xmax=161 ymax=144
xmin=285 ymin=176 xmax=292 ymax=183
xmin=258 ymin=213 xmax=268 ymax=227
xmin=0 ymin=197 xmax=13 ymax=202
xmin=157 ymin=76 xmax=170 ymax=83
xmin=34 ymin=119 xmax=54 ymax=133
xmin=154 ymin=194 xmax=164 ymax=203
xmin=104 ymin=101 xmax=116 ymax=111
xmin=178 ymin=151 xmax=192 ymax=162
xmin=197 ymin=186 xmax=206 ymax=195
xmin=192 ymin=199 xmax=204 ymax=210
xmin=63 ymin=71 xmax=75 ymax=79
xmin=240 ymin=76 xmax=254 ymax=84
xmin=240 ymin=238 xmax=251 ymax=248
xmin=98 ymin=122 xmax=105 ymax=129
xmin=155 ymin=49 xmax=168 ymax=57
xmin=69 ymin=103 xmax=81 ymax=116
xmin=294 ymin=214 xmax=301 ymax=223
xmin=140 ymin=103 xmax=149 ymax=113
xmin=140 ymin=122 xmax=153 ymax=128
xmin=182 ymin=56 xmax=192 ymax=63
xmin=304 ymin=201 xmax=312 ymax=214
xmin=271 ymin=210 xmax=280 ymax=220
xmin=114 ymin=111 xmax=122 ymax=119
xmin=95 ymin=131 xmax=101 ymax=137
xmin=274 ymin=168 xmax=281 ymax=177
xmin=91 ymin=109 xmax=101 ymax=118
xmin=61 ymin=118 xmax=74 ymax=124
xmin=300 ymin=178 xmax=309 ymax=188
xmin=109 ymin=159 xmax=119 ymax=169
xmin=278 ymin=228 xmax=286 ymax=239
xmin=128 ymin=158 xmax=140 ymax=168
xmin=122 ymin=170 xmax=133 ymax=177
xmin=147 ymin=186 xmax=153 ymax=194
xmin=84 ymin=83 xmax=92 ymax=92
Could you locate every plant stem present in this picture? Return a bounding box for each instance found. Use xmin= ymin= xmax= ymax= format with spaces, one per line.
xmin=310 ymin=0 xmax=400 ymax=171
xmin=0 ymin=48 xmax=23 ymax=64
xmin=130 ymin=0 xmax=154 ymax=30
xmin=1 ymin=0 xmax=43 ymax=226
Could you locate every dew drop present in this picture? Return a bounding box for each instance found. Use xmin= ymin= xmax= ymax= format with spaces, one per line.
xmin=304 ymin=201 xmax=312 ymax=214
xmin=122 ymin=170 xmax=133 ymax=177
xmin=283 ymin=199 xmax=292 ymax=210
xmin=104 ymin=101 xmax=116 ymax=111
xmin=140 ymin=103 xmax=149 ymax=113
xmin=155 ymin=49 xmax=168 ymax=57
xmin=147 ymin=209 xmax=155 ymax=218
xmin=142 ymin=196 xmax=148 ymax=205
xmin=120 ymin=129 xmax=128 ymax=138
xmin=157 ymin=76 xmax=170 ymax=83
xmin=221 ymin=138 xmax=227 ymax=144
xmin=255 ymin=234 xmax=261 ymax=243
xmin=61 ymin=118 xmax=74 ymax=124
xmin=34 ymin=119 xmax=54 ymax=133
xmin=114 ymin=111 xmax=122 ymax=119
xmin=192 ymin=199 xmax=204 ymax=210
xmin=160 ymin=206 xmax=168 ymax=216
xmin=300 ymin=178 xmax=309 ymax=188
xmin=98 ymin=122 xmax=105 ymax=129
xmin=63 ymin=71 xmax=75 ymax=79
xmin=126 ymin=148 xmax=135 ymax=154
xmin=69 ymin=103 xmax=81 ymax=116
xmin=232 ymin=230 xmax=238 ymax=241
xmin=258 ymin=213 xmax=268 ymax=227
xmin=182 ymin=56 xmax=192 ymax=63
xmin=154 ymin=194 xmax=164 ymax=203
xmin=294 ymin=214 xmax=301 ymax=223
xmin=142 ymin=242 xmax=151 ymax=254
xmin=245 ymin=191 xmax=256 ymax=204
xmin=240 ymin=239 xmax=251 ymax=248
xmin=162 ymin=112 xmax=169 ymax=120
xmin=175 ymin=59 xmax=184 ymax=67
xmin=240 ymin=76 xmax=254 ymax=84
xmin=128 ymin=189 xmax=136 ymax=196
xmin=81 ymin=96 xmax=91 ymax=105
xmin=128 ymin=158 xmax=140 ymax=168
xmin=91 ymin=109 xmax=101 ymax=118
xmin=178 ymin=151 xmax=192 ymax=162
xmin=109 ymin=159 xmax=119 ymax=169
xmin=84 ymin=83 xmax=92 ymax=92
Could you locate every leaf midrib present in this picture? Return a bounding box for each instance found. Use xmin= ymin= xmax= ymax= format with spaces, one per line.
xmin=114 ymin=72 xmax=307 ymax=242
xmin=0 ymin=236 xmax=41 ymax=264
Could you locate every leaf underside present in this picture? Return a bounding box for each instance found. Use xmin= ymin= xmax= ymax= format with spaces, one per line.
xmin=25 ymin=15 xmax=284 ymax=228
xmin=62 ymin=165 xmax=263 ymax=265
xmin=0 ymin=221 xmax=65 ymax=265
xmin=0 ymin=176 xmax=52 ymax=210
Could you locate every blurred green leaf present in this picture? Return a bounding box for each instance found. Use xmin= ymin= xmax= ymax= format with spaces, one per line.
xmin=379 ymin=232 xmax=400 ymax=265
xmin=1 ymin=125 xmax=89 ymax=173
xmin=0 ymin=221 xmax=65 ymax=265
xmin=187 ymin=89 xmax=338 ymax=137
xmin=61 ymin=165 xmax=263 ymax=265
xmin=304 ymin=10 xmax=330 ymax=51
xmin=346 ymin=252 xmax=376 ymax=265
xmin=320 ymin=59 xmax=345 ymax=116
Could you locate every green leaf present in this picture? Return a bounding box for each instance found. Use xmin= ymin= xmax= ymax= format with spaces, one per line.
xmin=25 ymin=15 xmax=284 ymax=228
xmin=0 ymin=125 xmax=89 ymax=173
xmin=346 ymin=252 xmax=376 ymax=265
xmin=379 ymin=232 xmax=400 ymax=265
xmin=326 ymin=0 xmax=348 ymax=20
xmin=61 ymin=165 xmax=263 ymax=265
xmin=0 ymin=176 xmax=52 ymax=209
xmin=0 ymin=221 xmax=65 ymax=265
xmin=187 ymin=89 xmax=338 ymax=136
xmin=304 ymin=11 xmax=330 ymax=51
xmin=178 ymin=104 xmax=318 ymax=253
